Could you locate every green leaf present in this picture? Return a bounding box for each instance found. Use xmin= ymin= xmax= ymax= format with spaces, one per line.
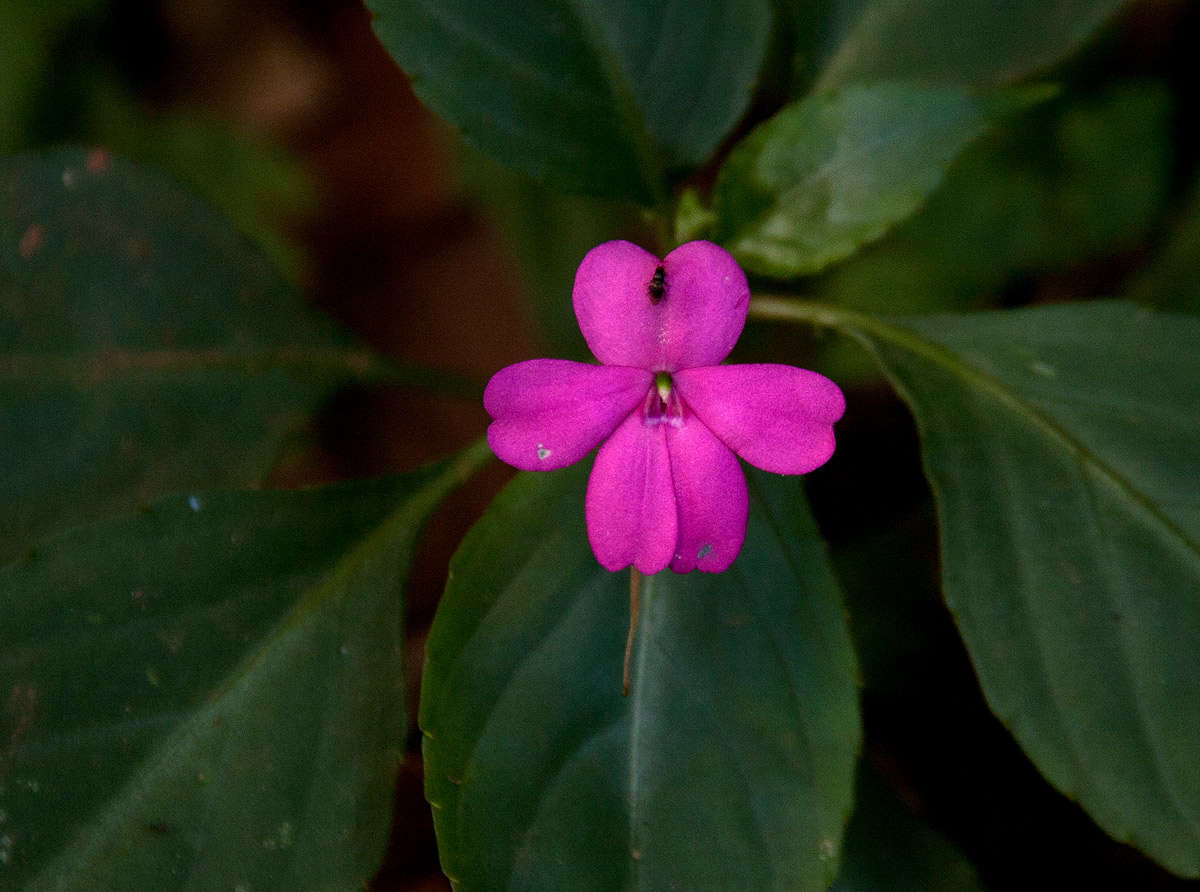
xmin=367 ymin=0 xmax=772 ymax=202
xmin=0 ymin=149 xmax=383 ymax=562
xmin=711 ymin=83 xmax=1049 ymax=278
xmin=754 ymin=298 xmax=1200 ymax=876
xmin=0 ymin=442 xmax=489 ymax=890
xmin=0 ymin=0 xmax=104 ymax=151
xmin=816 ymin=80 xmax=1173 ymax=315
xmin=832 ymin=764 xmax=984 ymax=892
xmin=816 ymin=0 xmax=1129 ymax=90
xmin=88 ymin=90 xmax=317 ymax=281
xmin=1133 ymin=171 xmax=1200 ymax=313
xmin=422 ymin=462 xmax=859 ymax=890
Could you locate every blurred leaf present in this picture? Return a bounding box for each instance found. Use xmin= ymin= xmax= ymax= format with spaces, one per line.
xmin=0 ymin=149 xmax=383 ymax=562
xmin=756 ymin=298 xmax=1200 ymax=877
xmin=422 ymin=462 xmax=860 ymax=890
xmin=817 ymin=81 xmax=1173 ymax=314
xmin=367 ymin=0 xmax=772 ymax=203
xmin=832 ymin=763 xmax=984 ymax=892
xmin=833 ymin=501 xmax=943 ymax=694
xmin=88 ymin=88 xmax=316 ymax=281
xmin=778 ymin=0 xmax=842 ymax=91
xmin=457 ymin=149 xmax=634 ymax=360
xmin=711 ymin=83 xmax=1049 ymax=278
xmin=0 ymin=0 xmax=104 ymax=151
xmin=1133 ymin=172 xmax=1200 ymax=313
xmin=0 ymin=442 xmax=490 ymax=890
xmin=816 ymin=0 xmax=1129 ymax=89
xmin=673 ymin=186 xmax=717 ymax=245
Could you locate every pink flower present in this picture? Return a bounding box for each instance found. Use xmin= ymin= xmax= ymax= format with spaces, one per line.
xmin=484 ymin=240 xmax=844 ymax=574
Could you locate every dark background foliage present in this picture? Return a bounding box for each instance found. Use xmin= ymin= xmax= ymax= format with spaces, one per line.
xmin=4 ymin=0 xmax=1200 ymax=888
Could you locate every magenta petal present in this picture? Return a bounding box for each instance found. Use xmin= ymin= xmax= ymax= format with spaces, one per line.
xmin=666 ymin=419 xmax=748 ymax=573
xmin=674 ymin=364 xmax=845 ymax=475
xmin=485 ymin=359 xmax=651 ymax=471
xmin=586 ymin=412 xmax=677 ymax=574
xmin=573 ymin=240 xmax=750 ymax=371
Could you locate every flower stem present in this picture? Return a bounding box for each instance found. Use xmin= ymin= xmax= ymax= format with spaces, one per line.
xmin=623 ymin=568 xmax=643 ymax=697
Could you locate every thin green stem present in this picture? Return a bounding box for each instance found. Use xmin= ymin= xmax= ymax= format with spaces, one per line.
xmin=749 ymin=294 xmax=959 ymax=365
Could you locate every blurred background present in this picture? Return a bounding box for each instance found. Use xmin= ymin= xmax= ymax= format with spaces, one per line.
xmin=4 ymin=0 xmax=1199 ymax=888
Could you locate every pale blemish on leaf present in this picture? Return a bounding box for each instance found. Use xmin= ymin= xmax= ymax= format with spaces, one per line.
xmin=1029 ymin=360 xmax=1057 ymax=377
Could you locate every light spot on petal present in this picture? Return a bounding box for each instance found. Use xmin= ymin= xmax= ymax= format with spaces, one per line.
xmin=697 ymin=543 xmax=712 ymax=559
xmin=536 ymin=444 xmax=552 ymax=461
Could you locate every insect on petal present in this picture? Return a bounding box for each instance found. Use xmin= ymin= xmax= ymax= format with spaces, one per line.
xmin=573 ymin=240 xmax=749 ymax=371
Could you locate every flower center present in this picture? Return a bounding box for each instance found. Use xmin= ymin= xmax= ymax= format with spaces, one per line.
xmin=644 ymin=372 xmax=684 ymax=427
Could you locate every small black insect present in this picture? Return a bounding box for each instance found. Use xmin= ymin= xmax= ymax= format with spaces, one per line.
xmin=648 ymin=265 xmax=666 ymax=304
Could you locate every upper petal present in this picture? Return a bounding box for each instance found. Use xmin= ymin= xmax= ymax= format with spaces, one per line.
xmin=666 ymin=418 xmax=748 ymax=573
xmin=485 ymin=359 xmax=651 ymax=471
xmin=572 ymin=240 xmax=750 ymax=371
xmin=674 ymin=364 xmax=845 ymax=475
xmin=586 ymin=411 xmax=677 ymax=574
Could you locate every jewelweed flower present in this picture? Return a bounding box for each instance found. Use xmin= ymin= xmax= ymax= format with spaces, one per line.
xmin=485 ymin=240 xmax=844 ymax=574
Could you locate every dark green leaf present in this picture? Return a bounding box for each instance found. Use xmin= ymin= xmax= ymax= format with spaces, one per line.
xmin=816 ymin=0 xmax=1129 ymax=89
xmin=0 ymin=149 xmax=381 ymax=562
xmin=368 ymin=0 xmax=772 ymax=202
xmin=0 ymin=0 xmax=104 ymax=151
xmin=832 ymin=763 xmax=983 ymax=892
xmin=88 ymin=92 xmax=316 ymax=281
xmin=711 ymin=83 xmax=1049 ymax=278
xmin=422 ymin=462 xmax=860 ymax=890
xmin=0 ymin=442 xmax=489 ymax=890
xmin=757 ymin=298 xmax=1200 ymax=876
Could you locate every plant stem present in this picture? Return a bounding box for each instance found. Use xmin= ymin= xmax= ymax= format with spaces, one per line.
xmin=623 ymin=568 xmax=643 ymax=697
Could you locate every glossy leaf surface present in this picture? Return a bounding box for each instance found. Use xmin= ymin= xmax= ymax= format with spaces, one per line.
xmin=0 ymin=445 xmax=488 ymax=890
xmin=368 ymin=0 xmax=771 ymax=201
xmin=422 ymin=462 xmax=859 ymax=890
xmin=817 ymin=82 xmax=1172 ymax=316
xmin=712 ymin=84 xmax=1045 ymax=277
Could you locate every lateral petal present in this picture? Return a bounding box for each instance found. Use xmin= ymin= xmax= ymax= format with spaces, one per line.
xmin=674 ymin=364 xmax=845 ymax=474
xmin=485 ymin=359 xmax=651 ymax=471
xmin=586 ymin=412 xmax=677 ymax=574
xmin=573 ymin=240 xmax=750 ymax=371
xmin=666 ymin=418 xmax=748 ymax=573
